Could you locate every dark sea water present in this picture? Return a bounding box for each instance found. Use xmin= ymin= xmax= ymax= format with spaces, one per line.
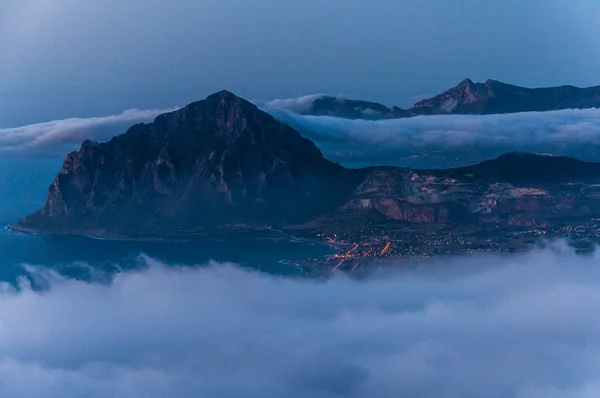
xmin=0 ymin=158 xmax=329 ymax=285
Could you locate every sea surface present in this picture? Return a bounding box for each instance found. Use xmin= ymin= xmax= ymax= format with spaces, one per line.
xmin=0 ymin=158 xmax=329 ymax=285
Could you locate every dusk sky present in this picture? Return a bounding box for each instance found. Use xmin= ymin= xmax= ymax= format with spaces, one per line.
xmin=1 ymin=0 xmax=600 ymax=126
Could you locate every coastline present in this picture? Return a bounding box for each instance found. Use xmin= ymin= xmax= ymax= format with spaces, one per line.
xmin=7 ymin=223 xmax=208 ymax=243
xmin=6 ymin=222 xmax=340 ymax=249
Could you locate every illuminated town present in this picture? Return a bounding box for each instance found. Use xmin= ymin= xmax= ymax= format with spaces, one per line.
xmin=281 ymin=220 xmax=600 ymax=273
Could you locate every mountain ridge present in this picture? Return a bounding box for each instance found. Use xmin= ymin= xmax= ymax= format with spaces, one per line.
xmin=296 ymin=79 xmax=600 ymax=119
xmin=12 ymin=90 xmax=600 ymax=239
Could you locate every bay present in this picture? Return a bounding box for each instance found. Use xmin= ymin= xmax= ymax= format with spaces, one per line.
xmin=0 ymin=158 xmax=329 ymax=285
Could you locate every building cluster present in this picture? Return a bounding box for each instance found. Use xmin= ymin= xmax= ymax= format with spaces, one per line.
xmin=295 ymin=219 xmax=600 ymax=271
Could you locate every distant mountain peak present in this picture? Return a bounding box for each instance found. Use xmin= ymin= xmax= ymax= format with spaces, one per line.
xmin=196 ymin=89 xmax=256 ymax=111
xmin=306 ymin=95 xmax=401 ymax=120
xmin=410 ymin=78 xmax=600 ymax=115
xmin=458 ymin=78 xmax=474 ymax=86
xmin=206 ymin=89 xmax=243 ymax=102
xmin=273 ymin=79 xmax=600 ymax=120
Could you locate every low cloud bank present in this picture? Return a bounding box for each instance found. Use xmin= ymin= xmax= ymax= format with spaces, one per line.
xmin=258 ymin=93 xmax=326 ymax=114
xmin=0 ymin=108 xmax=175 ymax=156
xmin=264 ymin=103 xmax=600 ymax=167
xmin=3 ymin=246 xmax=600 ymax=397
xmin=4 ymin=97 xmax=600 ymax=168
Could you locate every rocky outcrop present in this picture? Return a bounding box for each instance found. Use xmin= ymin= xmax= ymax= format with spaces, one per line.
xmin=14 ymin=91 xmax=362 ymax=237
xmin=369 ymin=198 xmax=449 ymax=224
xmin=333 ymin=154 xmax=600 ymax=228
xmin=410 ymin=79 xmax=600 ymax=115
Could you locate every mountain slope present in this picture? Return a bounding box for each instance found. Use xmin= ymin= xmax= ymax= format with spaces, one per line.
xmin=453 ymin=152 xmax=600 ymax=183
xmin=304 ymin=96 xmax=410 ymax=119
xmin=13 ymin=91 xmax=600 ymax=239
xmin=410 ymin=79 xmax=600 ymax=115
xmin=299 ymin=79 xmax=600 ymax=119
xmin=14 ymin=91 xmax=361 ymax=237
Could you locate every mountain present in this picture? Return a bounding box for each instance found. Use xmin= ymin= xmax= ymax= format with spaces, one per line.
xmin=453 ymin=152 xmax=600 ymax=183
xmin=411 ymin=79 xmax=600 ymax=115
xmin=332 ymin=152 xmax=600 ymax=227
xmin=13 ymin=91 xmax=361 ymax=238
xmin=13 ymin=91 xmax=600 ymax=240
xmin=299 ymin=79 xmax=600 ymax=119
xmin=303 ymin=96 xmax=410 ymax=120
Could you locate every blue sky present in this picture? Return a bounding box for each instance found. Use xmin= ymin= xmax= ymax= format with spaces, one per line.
xmin=1 ymin=0 xmax=599 ymax=126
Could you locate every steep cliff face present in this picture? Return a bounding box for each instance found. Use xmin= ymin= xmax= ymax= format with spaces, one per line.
xmin=332 ymin=154 xmax=600 ymax=228
xmin=411 ymin=79 xmax=494 ymax=114
xmin=15 ymin=91 xmax=361 ymax=237
xmin=340 ymin=168 xmax=474 ymax=225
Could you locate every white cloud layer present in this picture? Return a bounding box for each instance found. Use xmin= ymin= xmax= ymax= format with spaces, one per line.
xmin=3 ymin=245 xmax=600 ymax=397
xmin=0 ymin=108 xmax=175 ymax=156
xmin=3 ymin=98 xmax=600 ymax=168
xmin=264 ymin=105 xmax=600 ymax=167
xmin=257 ymin=93 xmax=326 ymax=114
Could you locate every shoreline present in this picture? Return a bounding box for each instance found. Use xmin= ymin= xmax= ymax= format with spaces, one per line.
xmin=6 ymin=223 xmax=338 ymax=249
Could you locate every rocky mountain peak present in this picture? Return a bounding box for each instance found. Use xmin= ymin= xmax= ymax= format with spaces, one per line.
xmin=207 ymin=89 xmax=239 ymax=100
xmin=458 ymin=78 xmax=474 ymax=87
xmin=408 ymin=78 xmax=600 ymax=115
xmin=201 ymin=89 xmax=256 ymax=114
xmin=412 ymin=78 xmax=499 ymax=114
xmin=14 ymin=90 xmax=359 ymax=237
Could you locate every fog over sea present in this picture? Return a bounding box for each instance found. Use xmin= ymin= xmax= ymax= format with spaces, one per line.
xmin=2 ymin=126 xmax=600 ymax=397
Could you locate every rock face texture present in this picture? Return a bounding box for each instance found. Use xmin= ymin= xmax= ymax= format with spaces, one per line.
xmin=411 ymin=79 xmax=600 ymax=115
xmin=300 ymin=79 xmax=600 ymax=119
xmin=331 ymin=155 xmax=600 ymax=229
xmin=15 ymin=91 xmax=361 ymax=237
xmin=13 ymin=90 xmax=600 ymax=238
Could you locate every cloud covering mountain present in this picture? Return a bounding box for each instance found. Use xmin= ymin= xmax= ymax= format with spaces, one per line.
xmin=2 ymin=245 xmax=600 ymax=397
xmin=3 ymin=98 xmax=600 ymax=168
xmin=259 ymin=93 xmax=327 ymax=114
xmin=0 ymin=108 xmax=175 ymax=156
